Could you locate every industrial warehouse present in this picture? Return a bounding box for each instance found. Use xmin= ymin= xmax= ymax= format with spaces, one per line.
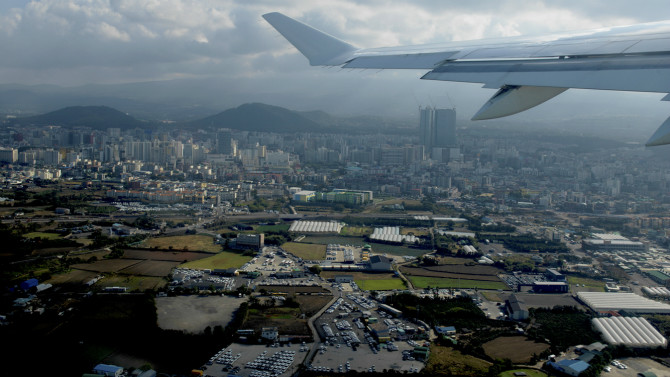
xmin=592 ymin=317 xmax=667 ymax=348
xmin=577 ymin=292 xmax=670 ymax=314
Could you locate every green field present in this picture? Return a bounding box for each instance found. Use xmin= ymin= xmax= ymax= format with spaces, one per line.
xmin=179 ymin=251 xmax=252 ymax=270
xmin=142 ymin=235 xmax=221 ymax=253
xmin=340 ymin=226 xmax=372 ymax=237
xmin=281 ymin=242 xmax=327 ymax=260
xmin=95 ymin=275 xmax=167 ymax=291
xmin=24 ymin=232 xmax=62 ymax=240
xmin=256 ymin=224 xmax=290 ymax=233
xmin=408 ymin=276 xmax=508 ymax=290
xmin=424 ymin=345 xmax=492 ymax=377
xmin=567 ymin=276 xmax=605 ymax=291
xmin=500 ymin=370 xmax=547 ymax=377
xmin=356 ymin=279 xmax=406 ymax=291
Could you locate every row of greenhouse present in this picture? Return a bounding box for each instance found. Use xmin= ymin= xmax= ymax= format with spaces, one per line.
xmin=642 ymin=286 xmax=670 ymax=298
xmin=289 ymin=221 xmax=343 ymax=233
xmin=592 ymin=316 xmax=667 ymax=348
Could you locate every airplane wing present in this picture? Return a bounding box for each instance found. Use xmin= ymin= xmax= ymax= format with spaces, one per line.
xmin=263 ymin=12 xmax=670 ymax=146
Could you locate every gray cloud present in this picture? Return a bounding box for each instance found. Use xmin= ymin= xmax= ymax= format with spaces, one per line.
xmin=0 ymin=0 xmax=668 ymax=121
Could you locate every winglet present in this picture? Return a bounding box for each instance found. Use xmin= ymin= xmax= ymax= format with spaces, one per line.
xmin=646 ymin=116 xmax=670 ymax=146
xmin=263 ymin=12 xmax=357 ymax=66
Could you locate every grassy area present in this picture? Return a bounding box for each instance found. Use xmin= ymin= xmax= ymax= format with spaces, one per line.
xmin=281 ymin=242 xmax=326 ymax=260
xmin=95 ymin=275 xmax=167 ymax=291
xmin=408 ymin=276 xmax=508 ymax=290
xmin=339 ymin=226 xmax=372 ymax=237
xmin=356 ymin=279 xmax=406 ymax=291
xmin=142 ymin=234 xmax=221 ymax=253
xmin=256 ymin=223 xmax=290 ymax=233
xmin=400 ymin=227 xmax=431 ymax=236
xmin=567 ymin=276 xmax=605 ymax=291
xmin=24 ymin=232 xmax=62 ymax=240
xmin=480 ymin=291 xmax=505 ymax=302
xmin=500 ymin=370 xmax=548 ymax=377
xmin=424 ymin=345 xmax=492 ymax=377
xmin=179 ymin=251 xmax=252 ymax=270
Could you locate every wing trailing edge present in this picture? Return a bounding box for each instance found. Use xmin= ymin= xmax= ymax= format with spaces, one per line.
xmin=263 ymin=12 xmax=670 ymax=146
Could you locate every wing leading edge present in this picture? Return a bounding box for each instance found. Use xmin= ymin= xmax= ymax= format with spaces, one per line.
xmin=263 ymin=12 xmax=670 ymax=146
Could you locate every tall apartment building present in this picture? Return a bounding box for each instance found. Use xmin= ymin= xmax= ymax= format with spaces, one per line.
xmin=0 ymin=147 xmax=18 ymax=163
xmin=419 ymin=107 xmax=457 ymax=158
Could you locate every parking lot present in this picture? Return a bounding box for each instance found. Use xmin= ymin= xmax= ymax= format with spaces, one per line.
xmin=310 ymin=293 xmax=427 ymax=373
xmin=601 ymin=357 xmax=670 ymax=377
xmin=198 ymin=343 xmax=306 ymax=377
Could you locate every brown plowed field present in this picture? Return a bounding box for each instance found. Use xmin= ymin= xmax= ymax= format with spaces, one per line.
xmin=119 ymin=260 xmax=181 ymax=277
xmin=122 ymin=249 xmax=211 ymax=262
xmin=71 ymin=259 xmax=142 ymax=273
xmin=482 ymin=336 xmax=550 ymax=363
xmin=400 ymin=265 xmax=502 ymax=282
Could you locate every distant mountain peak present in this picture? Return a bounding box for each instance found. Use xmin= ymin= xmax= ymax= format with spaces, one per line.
xmin=189 ymin=102 xmax=323 ymax=133
xmin=17 ymin=105 xmax=146 ymax=130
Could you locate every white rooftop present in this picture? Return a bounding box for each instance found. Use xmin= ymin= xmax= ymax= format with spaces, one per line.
xmin=578 ymin=292 xmax=670 ymax=314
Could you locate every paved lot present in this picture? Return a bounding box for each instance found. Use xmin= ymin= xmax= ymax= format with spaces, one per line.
xmin=198 ymin=343 xmax=306 ymax=377
xmin=309 ymin=340 xmax=424 ymax=373
xmin=604 ymin=357 xmax=670 ymax=377
xmin=156 ymin=295 xmax=246 ymax=334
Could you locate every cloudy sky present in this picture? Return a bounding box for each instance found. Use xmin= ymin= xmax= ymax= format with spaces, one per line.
xmin=1 ymin=0 xmax=669 ymax=124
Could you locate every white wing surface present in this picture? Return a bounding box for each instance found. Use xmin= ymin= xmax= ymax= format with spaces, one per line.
xmin=263 ymin=12 xmax=670 ymax=146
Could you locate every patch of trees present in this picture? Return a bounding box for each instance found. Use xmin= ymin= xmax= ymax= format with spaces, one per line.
xmin=342 ymin=216 xmax=433 ymax=228
xmin=526 ymin=306 xmax=600 ymax=353
xmin=385 ymin=293 xmax=493 ymax=330
xmin=486 ymin=234 xmax=568 ymax=253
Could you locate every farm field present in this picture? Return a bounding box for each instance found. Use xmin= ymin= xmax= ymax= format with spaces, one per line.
xmin=294 ymin=295 xmax=333 ymax=317
xmin=255 ymin=223 xmax=290 ymax=233
xmin=339 ymin=226 xmax=372 ymax=237
xmin=141 ymin=234 xmax=221 ymax=253
xmin=424 ymin=345 xmax=492 ymax=377
xmin=400 ymin=264 xmax=504 ymax=282
xmin=95 ymin=275 xmax=167 ymax=291
xmin=567 ymin=276 xmax=605 ymax=291
xmin=122 ymin=249 xmax=212 ymax=262
xmin=119 ymin=260 xmax=180 ymax=277
xmin=71 ymin=259 xmax=142 ymax=273
xmin=245 ymin=307 xmax=310 ymax=336
xmin=482 ymin=336 xmax=550 ymax=363
xmin=320 ymin=271 xmax=405 ymax=290
xmin=281 ymin=242 xmax=326 ymax=260
xmin=357 ymin=279 xmax=405 ymax=291
xmin=408 ymin=276 xmax=507 ymax=290
xmin=46 ymin=268 xmax=99 ymax=285
xmin=24 ymin=232 xmax=62 ymax=240
xmin=179 ymin=251 xmax=252 ymax=270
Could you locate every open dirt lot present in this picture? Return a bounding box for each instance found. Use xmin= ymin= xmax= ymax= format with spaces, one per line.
xmin=506 ymin=293 xmax=582 ymax=309
xmin=46 ymin=268 xmax=99 ymax=285
xmin=123 ymin=249 xmax=212 ymax=262
xmin=400 ymin=265 xmax=503 ymax=282
xmin=156 ymin=295 xmax=246 ymax=334
xmin=71 ymin=258 xmax=141 ymax=273
xmin=119 ymin=259 xmax=180 ymax=276
xmin=483 ymin=336 xmax=549 ymax=363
